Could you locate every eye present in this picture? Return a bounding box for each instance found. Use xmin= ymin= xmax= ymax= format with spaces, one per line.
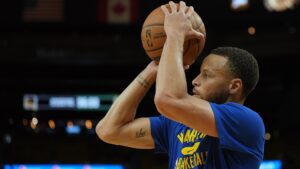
xmin=202 ymin=72 xmax=208 ymax=79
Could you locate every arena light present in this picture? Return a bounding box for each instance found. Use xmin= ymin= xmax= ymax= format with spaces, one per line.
xmin=248 ymin=26 xmax=256 ymax=35
xmin=4 ymin=164 xmax=125 ymax=169
xmin=85 ymin=120 xmax=93 ymax=130
xmin=32 ymin=117 xmax=38 ymax=126
xmin=66 ymin=125 xmax=81 ymax=135
xmin=264 ymin=0 xmax=299 ymax=12
xmin=23 ymin=94 xmax=119 ymax=111
xmin=259 ymin=160 xmax=282 ymax=169
xmin=48 ymin=120 xmax=56 ymax=129
xmin=265 ymin=132 xmax=272 ymax=141
xmin=230 ymin=0 xmax=250 ymax=11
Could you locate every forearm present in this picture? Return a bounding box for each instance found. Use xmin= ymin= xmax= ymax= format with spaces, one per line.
xmin=156 ymin=35 xmax=188 ymax=98
xmin=97 ymin=66 xmax=156 ymax=135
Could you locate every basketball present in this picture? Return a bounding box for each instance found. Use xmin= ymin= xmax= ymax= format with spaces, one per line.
xmin=141 ymin=4 xmax=206 ymax=65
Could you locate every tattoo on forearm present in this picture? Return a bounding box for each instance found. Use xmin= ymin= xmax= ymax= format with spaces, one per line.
xmin=136 ymin=128 xmax=146 ymax=138
xmin=136 ymin=75 xmax=150 ymax=89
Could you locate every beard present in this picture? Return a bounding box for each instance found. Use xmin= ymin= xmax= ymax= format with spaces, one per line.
xmin=203 ymin=89 xmax=230 ymax=104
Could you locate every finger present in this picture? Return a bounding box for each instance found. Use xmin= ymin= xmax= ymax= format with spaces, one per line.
xmin=161 ymin=5 xmax=170 ymax=15
xmin=190 ymin=29 xmax=205 ymax=40
xmin=186 ymin=6 xmax=194 ymax=18
xmin=179 ymin=1 xmax=187 ymax=13
xmin=169 ymin=1 xmax=177 ymax=13
xmin=184 ymin=65 xmax=190 ymax=70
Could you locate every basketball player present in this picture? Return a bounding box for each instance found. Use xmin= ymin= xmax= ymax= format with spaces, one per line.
xmin=96 ymin=1 xmax=265 ymax=169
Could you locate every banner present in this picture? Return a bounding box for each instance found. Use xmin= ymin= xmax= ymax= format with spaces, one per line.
xmin=98 ymin=0 xmax=139 ymax=24
xmin=23 ymin=0 xmax=64 ymax=22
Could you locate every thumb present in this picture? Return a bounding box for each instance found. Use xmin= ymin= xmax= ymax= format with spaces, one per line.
xmin=191 ymin=29 xmax=205 ymax=40
xmin=186 ymin=29 xmax=205 ymax=40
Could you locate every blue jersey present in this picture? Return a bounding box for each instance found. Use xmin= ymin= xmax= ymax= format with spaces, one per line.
xmin=150 ymin=102 xmax=265 ymax=169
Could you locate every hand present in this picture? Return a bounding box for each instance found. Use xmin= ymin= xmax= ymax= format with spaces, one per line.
xmin=161 ymin=1 xmax=204 ymax=41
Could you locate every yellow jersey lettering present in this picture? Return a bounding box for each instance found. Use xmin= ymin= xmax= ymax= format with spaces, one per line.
xmin=178 ymin=129 xmax=206 ymax=144
xmin=196 ymin=152 xmax=201 ymax=166
xmin=190 ymin=129 xmax=198 ymax=142
xmin=175 ymin=158 xmax=181 ymax=169
xmin=183 ymin=156 xmax=190 ymax=169
xmin=189 ymin=155 xmax=195 ymax=168
xmin=200 ymin=133 xmax=206 ymax=139
xmin=177 ymin=132 xmax=184 ymax=144
xmin=183 ymin=129 xmax=191 ymax=143
xmin=175 ymin=151 xmax=208 ymax=169
xmin=200 ymin=151 xmax=206 ymax=165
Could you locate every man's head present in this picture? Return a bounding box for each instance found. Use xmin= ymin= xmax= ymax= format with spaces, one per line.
xmin=192 ymin=47 xmax=259 ymax=104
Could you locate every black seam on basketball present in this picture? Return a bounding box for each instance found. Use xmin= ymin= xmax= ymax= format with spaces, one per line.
xmin=143 ymin=25 xmax=201 ymax=31
xmin=142 ymin=25 xmax=204 ymax=37
xmin=146 ymin=40 xmax=193 ymax=53
xmin=145 ymin=46 xmax=164 ymax=52
xmin=142 ymin=24 xmax=164 ymax=29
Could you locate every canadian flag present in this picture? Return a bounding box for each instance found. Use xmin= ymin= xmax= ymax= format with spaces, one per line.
xmin=98 ymin=0 xmax=139 ymax=24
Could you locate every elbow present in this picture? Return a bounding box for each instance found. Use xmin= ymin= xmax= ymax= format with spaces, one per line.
xmin=155 ymin=92 xmax=187 ymax=118
xmin=154 ymin=93 xmax=172 ymax=116
xmin=95 ymin=121 xmax=116 ymax=144
xmin=95 ymin=122 xmax=109 ymax=141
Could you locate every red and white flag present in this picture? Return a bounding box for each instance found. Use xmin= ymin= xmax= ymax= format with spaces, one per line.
xmin=98 ymin=0 xmax=139 ymax=24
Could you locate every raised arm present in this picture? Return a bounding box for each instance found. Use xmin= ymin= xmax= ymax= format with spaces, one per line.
xmin=154 ymin=1 xmax=218 ymax=137
xmin=96 ymin=62 xmax=157 ymax=149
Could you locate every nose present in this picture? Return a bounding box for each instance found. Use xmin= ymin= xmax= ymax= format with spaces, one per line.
xmin=192 ymin=75 xmax=200 ymax=86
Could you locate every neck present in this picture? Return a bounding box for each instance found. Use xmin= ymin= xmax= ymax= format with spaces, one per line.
xmin=227 ymin=96 xmax=245 ymax=105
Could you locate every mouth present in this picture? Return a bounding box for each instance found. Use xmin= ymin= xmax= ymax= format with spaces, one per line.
xmin=192 ymin=89 xmax=200 ymax=96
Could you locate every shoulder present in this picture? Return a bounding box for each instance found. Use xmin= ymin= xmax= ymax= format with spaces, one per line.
xmin=210 ymin=102 xmax=263 ymax=122
xmin=210 ymin=102 xmax=265 ymax=138
xmin=210 ymin=102 xmax=265 ymax=159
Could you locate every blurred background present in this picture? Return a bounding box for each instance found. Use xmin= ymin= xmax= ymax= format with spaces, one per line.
xmin=0 ymin=0 xmax=299 ymax=169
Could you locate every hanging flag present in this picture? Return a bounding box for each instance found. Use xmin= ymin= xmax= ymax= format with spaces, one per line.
xmin=98 ymin=0 xmax=139 ymax=24
xmin=22 ymin=0 xmax=64 ymax=22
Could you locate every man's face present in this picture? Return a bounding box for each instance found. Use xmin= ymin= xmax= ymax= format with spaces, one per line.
xmin=192 ymin=54 xmax=233 ymax=104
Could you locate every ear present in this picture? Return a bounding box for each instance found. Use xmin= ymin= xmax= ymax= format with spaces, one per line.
xmin=229 ymin=78 xmax=243 ymax=95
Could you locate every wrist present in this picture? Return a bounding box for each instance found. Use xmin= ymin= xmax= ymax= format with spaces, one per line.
xmin=136 ymin=71 xmax=157 ymax=89
xmin=166 ymin=31 xmax=185 ymax=44
xmin=165 ymin=34 xmax=185 ymax=55
xmin=136 ymin=74 xmax=151 ymax=89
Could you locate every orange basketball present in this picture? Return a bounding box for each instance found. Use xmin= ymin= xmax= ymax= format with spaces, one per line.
xmin=141 ymin=4 xmax=206 ymax=65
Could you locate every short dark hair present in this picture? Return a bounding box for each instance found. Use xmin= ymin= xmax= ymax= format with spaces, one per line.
xmin=210 ymin=47 xmax=259 ymax=97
